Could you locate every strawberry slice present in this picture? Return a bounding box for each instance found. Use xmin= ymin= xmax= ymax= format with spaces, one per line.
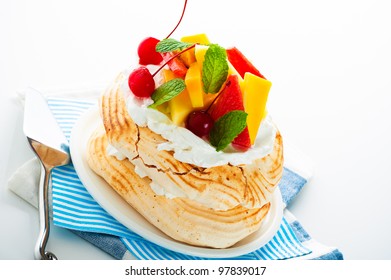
xmin=162 ymin=52 xmax=188 ymax=78
xmin=210 ymin=75 xmax=251 ymax=150
xmin=226 ymin=47 xmax=266 ymax=79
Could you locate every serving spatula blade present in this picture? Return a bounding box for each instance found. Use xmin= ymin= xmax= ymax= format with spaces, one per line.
xmin=23 ymin=88 xmax=70 ymax=260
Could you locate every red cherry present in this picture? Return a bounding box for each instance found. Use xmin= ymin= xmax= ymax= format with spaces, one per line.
xmin=186 ymin=110 xmax=214 ymax=138
xmin=138 ymin=37 xmax=163 ymax=65
xmin=128 ymin=67 xmax=155 ymax=98
xmin=129 ymin=45 xmax=196 ymax=99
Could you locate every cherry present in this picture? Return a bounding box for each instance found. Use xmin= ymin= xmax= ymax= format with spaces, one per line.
xmin=128 ymin=67 xmax=155 ymax=98
xmin=130 ymin=0 xmax=194 ymax=100
xmin=129 ymin=44 xmax=195 ymax=98
xmin=138 ymin=37 xmax=163 ymax=65
xmin=186 ymin=110 xmax=214 ymax=138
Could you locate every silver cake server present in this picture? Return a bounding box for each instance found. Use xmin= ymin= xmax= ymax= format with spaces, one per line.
xmin=23 ymin=88 xmax=70 ymax=260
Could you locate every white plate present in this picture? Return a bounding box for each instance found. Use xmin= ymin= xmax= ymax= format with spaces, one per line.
xmin=70 ymin=107 xmax=284 ymax=258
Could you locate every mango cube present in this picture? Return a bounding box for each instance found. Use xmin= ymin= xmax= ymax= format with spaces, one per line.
xmin=194 ymin=45 xmax=209 ymax=66
xmin=162 ymin=68 xmax=176 ymax=82
xmin=242 ymin=73 xmax=272 ymax=144
xmin=162 ymin=69 xmax=194 ymax=125
xmin=181 ymin=33 xmax=210 ymax=45
xmin=178 ymin=34 xmax=210 ymax=67
xmin=203 ymin=92 xmax=218 ymax=109
xmin=169 ymin=89 xmax=194 ymax=125
xmin=179 ymin=50 xmax=196 ymax=67
xmin=185 ymin=62 xmax=204 ymax=108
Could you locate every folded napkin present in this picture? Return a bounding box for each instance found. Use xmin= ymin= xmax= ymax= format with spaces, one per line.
xmin=8 ymin=91 xmax=343 ymax=260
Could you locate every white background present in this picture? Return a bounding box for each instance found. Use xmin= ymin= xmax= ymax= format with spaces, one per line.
xmin=1 ymin=0 xmax=390 ymax=260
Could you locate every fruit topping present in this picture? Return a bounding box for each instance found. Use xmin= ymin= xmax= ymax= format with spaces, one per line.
xmin=210 ymin=75 xmax=251 ymax=150
xmin=179 ymin=34 xmax=210 ymax=66
xmin=137 ymin=37 xmax=163 ymax=65
xmin=162 ymin=52 xmax=188 ymax=78
xmin=226 ymin=47 xmax=266 ymax=79
xmin=163 ymin=69 xmax=194 ymax=126
xmin=129 ymin=44 xmax=195 ymax=99
xmin=194 ymin=44 xmax=209 ymax=66
xmin=181 ymin=33 xmax=210 ymax=45
xmin=186 ymin=110 xmax=214 ymax=138
xmin=128 ymin=67 xmax=155 ymax=98
xmin=127 ymin=0 xmax=273 ymax=153
xmin=242 ymin=72 xmax=272 ymax=144
xmin=185 ymin=62 xmax=204 ymax=108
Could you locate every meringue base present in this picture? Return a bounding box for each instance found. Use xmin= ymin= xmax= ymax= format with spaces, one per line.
xmin=88 ymin=125 xmax=271 ymax=248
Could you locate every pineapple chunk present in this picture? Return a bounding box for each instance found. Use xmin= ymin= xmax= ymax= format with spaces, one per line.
xmin=162 ymin=69 xmax=193 ymax=125
xmin=242 ymin=72 xmax=272 ymax=144
xmin=185 ymin=62 xmax=204 ymax=108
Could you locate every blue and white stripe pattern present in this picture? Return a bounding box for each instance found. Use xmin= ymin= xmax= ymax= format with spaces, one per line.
xmin=46 ymin=97 xmax=325 ymax=260
xmin=121 ymin=217 xmax=311 ymax=260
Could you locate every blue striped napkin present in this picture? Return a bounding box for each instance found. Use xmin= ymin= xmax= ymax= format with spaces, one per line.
xmin=47 ymin=97 xmax=343 ymax=260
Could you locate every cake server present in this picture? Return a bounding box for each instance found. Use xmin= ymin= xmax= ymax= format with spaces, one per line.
xmin=23 ymin=88 xmax=70 ymax=260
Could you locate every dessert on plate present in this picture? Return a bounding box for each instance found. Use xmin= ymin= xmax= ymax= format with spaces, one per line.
xmin=86 ymin=1 xmax=283 ymax=249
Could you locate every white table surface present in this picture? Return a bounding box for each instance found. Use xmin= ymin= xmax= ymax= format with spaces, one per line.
xmin=1 ymin=0 xmax=390 ymax=260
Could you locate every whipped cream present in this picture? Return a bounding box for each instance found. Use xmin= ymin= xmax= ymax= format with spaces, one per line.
xmin=121 ymin=66 xmax=277 ymax=169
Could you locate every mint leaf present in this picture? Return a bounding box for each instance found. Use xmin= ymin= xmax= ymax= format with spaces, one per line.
xmin=202 ymin=44 xmax=229 ymax=94
xmin=209 ymin=110 xmax=248 ymax=151
xmin=149 ymin=79 xmax=186 ymax=108
xmin=156 ymin=38 xmax=193 ymax=53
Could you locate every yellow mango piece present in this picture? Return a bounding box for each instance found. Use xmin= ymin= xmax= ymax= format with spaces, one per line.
xmin=162 ymin=69 xmax=194 ymax=125
xmin=194 ymin=45 xmax=209 ymax=66
xmin=179 ymin=50 xmax=196 ymax=67
xmin=168 ymin=89 xmax=193 ymax=125
xmin=178 ymin=34 xmax=210 ymax=67
xmin=156 ymin=102 xmax=170 ymax=116
xmin=181 ymin=33 xmax=210 ymax=45
xmin=203 ymin=92 xmax=218 ymax=109
xmin=185 ymin=62 xmax=204 ymax=108
xmin=162 ymin=68 xmax=176 ymax=82
xmin=242 ymin=72 xmax=272 ymax=144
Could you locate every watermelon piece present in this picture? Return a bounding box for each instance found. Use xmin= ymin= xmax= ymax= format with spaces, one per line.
xmin=226 ymin=47 xmax=266 ymax=79
xmin=162 ymin=52 xmax=188 ymax=78
xmin=210 ymin=75 xmax=251 ymax=150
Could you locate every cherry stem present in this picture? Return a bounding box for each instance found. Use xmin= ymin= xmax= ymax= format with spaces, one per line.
xmin=165 ymin=0 xmax=188 ymax=39
xmin=152 ymin=44 xmax=196 ymax=77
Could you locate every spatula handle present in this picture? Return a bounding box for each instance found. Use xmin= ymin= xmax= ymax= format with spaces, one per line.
xmin=34 ymin=163 xmax=57 ymax=260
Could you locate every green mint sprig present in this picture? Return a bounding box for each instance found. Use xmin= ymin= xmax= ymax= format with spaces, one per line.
xmin=149 ymin=79 xmax=186 ymax=109
xmin=209 ymin=110 xmax=248 ymax=151
xmin=202 ymin=44 xmax=229 ymax=94
xmin=156 ymin=38 xmax=193 ymax=53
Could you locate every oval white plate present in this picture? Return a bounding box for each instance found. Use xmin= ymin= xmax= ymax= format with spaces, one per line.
xmin=70 ymin=107 xmax=284 ymax=258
